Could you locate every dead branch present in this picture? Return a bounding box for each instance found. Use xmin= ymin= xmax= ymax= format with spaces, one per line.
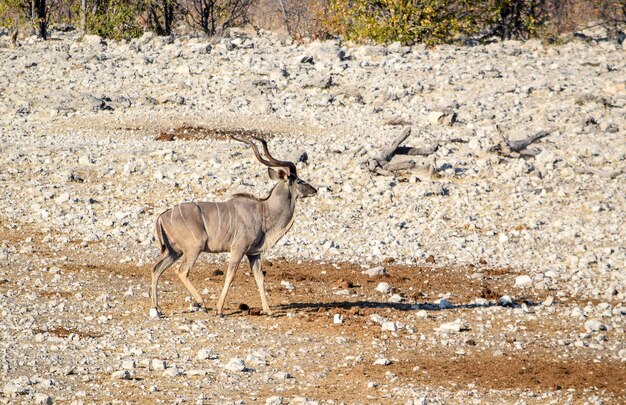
xmin=380 ymin=127 xmax=412 ymax=162
xmin=366 ymin=126 xmax=439 ymax=175
xmin=9 ymin=18 xmax=19 ymax=48
xmin=505 ymin=130 xmax=552 ymax=152
xmin=490 ymin=129 xmax=554 ymax=157
xmin=575 ymin=166 xmax=623 ymax=179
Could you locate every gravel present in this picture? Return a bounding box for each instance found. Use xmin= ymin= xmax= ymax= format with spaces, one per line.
xmin=0 ymin=26 xmax=624 ymax=404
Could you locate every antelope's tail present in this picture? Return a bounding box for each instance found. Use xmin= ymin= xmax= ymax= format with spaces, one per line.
xmin=155 ymin=211 xmax=170 ymax=254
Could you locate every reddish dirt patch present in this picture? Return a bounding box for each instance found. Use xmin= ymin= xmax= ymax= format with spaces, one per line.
xmin=154 ymin=126 xmax=275 ymax=142
xmin=318 ymin=353 xmax=626 ymax=394
xmin=34 ymin=326 xmax=102 ymax=339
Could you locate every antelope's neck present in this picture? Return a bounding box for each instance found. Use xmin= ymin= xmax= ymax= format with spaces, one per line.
xmin=261 ymin=184 xmax=297 ymax=248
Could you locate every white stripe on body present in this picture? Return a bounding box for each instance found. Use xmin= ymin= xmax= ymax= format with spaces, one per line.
xmin=179 ymin=204 xmax=198 ymax=242
xmin=195 ymin=203 xmax=210 ymax=243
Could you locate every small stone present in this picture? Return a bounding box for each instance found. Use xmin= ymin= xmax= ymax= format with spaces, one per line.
xmin=370 ymin=314 xmax=386 ymax=324
xmin=149 ymin=308 xmax=160 ymax=319
xmin=3 ymin=382 xmax=29 ymax=396
xmin=498 ymin=233 xmax=509 ymax=244
xmin=273 ymin=371 xmax=292 ymax=380
xmin=265 ymin=396 xmax=283 ymax=405
xmin=280 ymin=280 xmax=295 ymax=291
xmin=197 ymin=348 xmax=216 ymax=360
xmin=388 ymin=294 xmax=403 ymax=303
xmin=224 ymin=358 xmax=246 ymax=372
xmin=381 ymin=321 xmax=397 ymax=332
xmin=34 ymin=393 xmax=53 ymax=405
xmin=163 ymin=367 xmax=182 ymax=377
xmin=515 ymin=275 xmax=532 ymax=287
xmin=499 ymin=295 xmax=514 ymax=306
xmin=542 ymin=296 xmax=554 ymax=306
xmin=78 ymin=154 xmax=93 ymax=165
xmin=376 ymin=282 xmax=392 ymax=294
xmin=122 ymin=360 xmax=136 ymax=370
xmin=438 ymin=299 xmax=454 ymax=309
xmin=111 ymin=370 xmax=130 ymax=380
xmin=151 ymin=359 xmax=166 ymax=370
xmin=415 ymin=310 xmax=428 ymax=318
xmin=436 ymin=318 xmax=466 ymax=333
xmin=584 ymin=319 xmax=606 ymax=333
xmin=363 ymin=266 xmax=386 ymax=276
xmin=373 ymin=358 xmax=391 ymax=366
xmin=186 ymin=369 xmax=209 ymax=376
xmin=333 ymin=314 xmax=343 ymax=324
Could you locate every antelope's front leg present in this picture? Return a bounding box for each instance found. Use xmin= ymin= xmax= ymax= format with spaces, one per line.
xmin=216 ymin=250 xmax=245 ymax=316
xmin=248 ymin=254 xmax=272 ymax=315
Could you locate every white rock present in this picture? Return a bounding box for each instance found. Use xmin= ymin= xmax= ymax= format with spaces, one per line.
xmin=197 ymin=348 xmax=216 ymax=360
xmin=584 ymin=319 xmax=606 ymax=333
xmin=498 ymin=233 xmax=509 ymax=244
xmin=363 ymin=266 xmax=386 ymax=276
xmin=273 ymin=371 xmax=292 ymax=380
xmin=499 ymin=295 xmax=514 ymax=306
xmin=333 ymin=314 xmax=343 ymax=324
xmin=381 ymin=321 xmax=397 ymax=332
xmin=373 ymin=358 xmax=391 ymax=366
xmin=265 ymin=396 xmax=283 ymax=405
xmin=186 ymin=369 xmax=209 ymax=376
xmin=369 ymin=314 xmax=386 ymax=324
xmin=149 ymin=308 xmax=160 ymax=319
xmin=111 ymin=370 xmax=130 ymax=380
xmin=415 ymin=310 xmax=428 ymax=318
xmin=163 ymin=367 xmax=182 ymax=377
xmin=438 ymin=299 xmax=454 ymax=309
xmin=388 ymin=294 xmax=403 ymax=303
xmin=435 ymin=318 xmax=466 ymax=333
xmin=122 ymin=360 xmax=136 ymax=370
xmin=515 ymin=275 xmax=532 ymax=287
xmin=151 ymin=359 xmax=166 ymax=370
xmin=376 ymin=282 xmax=392 ymax=294
xmin=33 ymin=393 xmax=53 ymax=405
xmin=280 ymin=280 xmax=295 ymax=291
xmin=224 ymin=358 xmax=246 ymax=372
xmin=78 ymin=154 xmax=93 ymax=165
xmin=3 ymin=382 xmax=29 ymax=396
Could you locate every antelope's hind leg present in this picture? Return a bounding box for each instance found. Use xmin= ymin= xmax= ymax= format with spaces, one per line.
xmin=176 ymin=247 xmax=205 ymax=310
xmin=151 ymin=251 xmax=180 ymax=312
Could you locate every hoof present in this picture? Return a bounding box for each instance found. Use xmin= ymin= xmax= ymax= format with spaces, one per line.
xmin=149 ymin=308 xmax=161 ymax=319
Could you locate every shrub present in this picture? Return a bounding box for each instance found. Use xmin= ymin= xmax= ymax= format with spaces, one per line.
xmin=87 ymin=0 xmax=143 ymax=40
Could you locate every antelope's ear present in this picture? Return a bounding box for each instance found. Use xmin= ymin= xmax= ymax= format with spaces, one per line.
xmin=268 ymin=168 xmax=288 ymax=180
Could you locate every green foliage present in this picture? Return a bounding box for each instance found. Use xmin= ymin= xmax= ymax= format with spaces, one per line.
xmin=0 ymin=0 xmax=30 ymax=27
xmin=87 ymin=0 xmax=144 ymax=40
xmin=323 ymin=0 xmax=555 ymax=44
xmin=324 ymin=0 xmax=483 ymax=45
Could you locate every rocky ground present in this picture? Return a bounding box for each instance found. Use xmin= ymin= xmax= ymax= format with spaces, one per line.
xmin=0 ymin=27 xmax=624 ymax=404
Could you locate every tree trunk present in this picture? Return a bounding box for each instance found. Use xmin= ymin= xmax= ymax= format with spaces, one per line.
xmin=81 ymin=0 xmax=87 ymax=33
xmin=33 ymin=0 xmax=46 ymax=39
xmin=164 ymin=0 xmax=174 ymax=35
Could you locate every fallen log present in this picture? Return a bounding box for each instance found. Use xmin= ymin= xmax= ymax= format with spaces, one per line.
xmin=575 ymin=166 xmax=623 ymax=179
xmin=366 ymin=126 xmax=439 ymax=175
xmin=490 ymin=129 xmax=554 ymax=157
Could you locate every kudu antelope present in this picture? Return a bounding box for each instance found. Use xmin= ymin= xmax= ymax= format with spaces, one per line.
xmin=151 ymin=136 xmax=317 ymax=316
